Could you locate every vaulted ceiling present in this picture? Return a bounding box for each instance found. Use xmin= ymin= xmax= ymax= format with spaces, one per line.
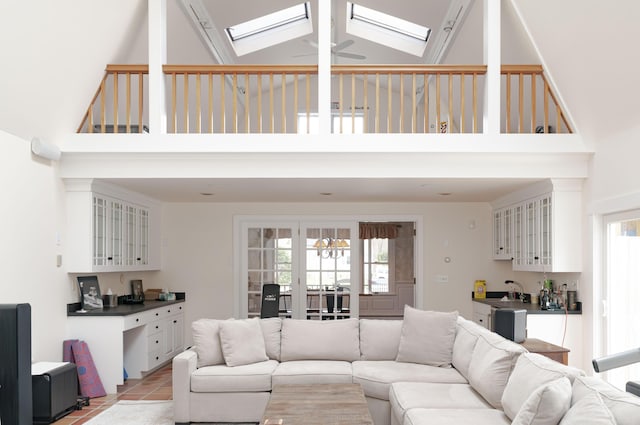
xmin=1 ymin=1 xmax=638 ymax=202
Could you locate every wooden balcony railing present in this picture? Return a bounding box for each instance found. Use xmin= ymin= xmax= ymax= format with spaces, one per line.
xmin=77 ymin=64 xmax=572 ymax=135
xmin=77 ymin=65 xmax=148 ymax=134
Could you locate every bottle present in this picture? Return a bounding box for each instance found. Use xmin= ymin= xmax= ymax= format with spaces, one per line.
xmin=538 ymin=281 xmax=544 ymax=306
xmin=541 ymin=288 xmax=549 ymax=310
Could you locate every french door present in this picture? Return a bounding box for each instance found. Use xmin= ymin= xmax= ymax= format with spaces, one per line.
xmin=601 ymin=210 xmax=640 ymax=390
xmin=239 ymin=219 xmax=358 ymax=320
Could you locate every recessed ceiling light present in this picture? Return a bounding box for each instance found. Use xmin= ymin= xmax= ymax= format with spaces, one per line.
xmin=320 ymin=192 xmax=333 ymax=196
xmin=200 ymin=192 xmax=214 ymax=196
xmin=438 ymin=192 xmax=452 ymax=196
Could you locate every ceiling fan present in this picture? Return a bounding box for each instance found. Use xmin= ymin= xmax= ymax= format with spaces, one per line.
xmin=294 ymin=39 xmax=366 ymax=60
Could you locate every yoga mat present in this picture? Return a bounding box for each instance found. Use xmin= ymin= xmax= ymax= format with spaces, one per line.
xmin=63 ymin=339 xmax=107 ymax=398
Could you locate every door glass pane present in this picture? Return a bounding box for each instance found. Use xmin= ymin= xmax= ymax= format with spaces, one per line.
xmin=604 ymin=215 xmax=640 ymax=390
xmin=246 ymin=227 xmax=294 ymax=318
xmin=305 ymin=226 xmax=352 ymax=320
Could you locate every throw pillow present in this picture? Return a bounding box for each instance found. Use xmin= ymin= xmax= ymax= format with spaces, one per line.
xmin=280 ymin=318 xmax=360 ymax=361
xmin=571 ymin=375 xmax=640 ymax=425
xmin=260 ymin=317 xmax=282 ymax=361
xmin=511 ymin=377 xmax=572 ymax=425
xmin=359 ymin=319 xmax=403 ymax=360
xmin=395 ymin=306 xmax=458 ymax=366
xmin=559 ymin=392 xmax=616 ymax=425
xmin=502 ymin=352 xmax=585 ymax=420
xmin=191 ymin=318 xmax=225 ymax=368
xmin=219 ymin=318 xmax=268 ymax=367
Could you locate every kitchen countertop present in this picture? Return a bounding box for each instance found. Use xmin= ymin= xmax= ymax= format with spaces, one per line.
xmin=472 ymin=292 xmax=581 ymax=315
xmin=67 ymin=299 xmax=184 ymax=316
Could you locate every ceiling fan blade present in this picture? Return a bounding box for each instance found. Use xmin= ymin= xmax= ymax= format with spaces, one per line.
xmin=333 ymin=39 xmax=354 ymax=51
xmin=292 ymin=53 xmax=318 ymax=58
xmin=303 ymin=39 xmax=319 ymax=49
xmin=335 ymin=51 xmax=366 ymax=60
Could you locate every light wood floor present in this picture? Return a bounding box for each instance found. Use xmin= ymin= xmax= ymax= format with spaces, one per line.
xmin=53 ymin=362 xmax=172 ymax=424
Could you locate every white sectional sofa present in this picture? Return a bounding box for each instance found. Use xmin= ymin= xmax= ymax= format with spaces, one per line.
xmin=172 ymin=306 xmax=639 ymax=425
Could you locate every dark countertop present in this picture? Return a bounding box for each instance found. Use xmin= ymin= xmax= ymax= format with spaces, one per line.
xmin=472 ymin=291 xmax=581 ymax=315
xmin=67 ymin=299 xmax=184 ymax=317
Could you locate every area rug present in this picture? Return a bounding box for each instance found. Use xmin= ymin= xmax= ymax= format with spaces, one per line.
xmin=84 ymin=400 xmax=173 ymax=425
xmin=84 ymin=400 xmax=258 ymax=425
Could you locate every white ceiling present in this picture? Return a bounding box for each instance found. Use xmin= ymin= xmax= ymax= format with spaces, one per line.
xmin=102 ymin=177 xmax=542 ymax=203
xmin=179 ymin=0 xmax=467 ymax=65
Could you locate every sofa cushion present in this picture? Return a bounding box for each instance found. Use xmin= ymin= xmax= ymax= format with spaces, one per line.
xmin=390 ymin=382 xmax=491 ymax=425
xmin=502 ymin=353 xmax=586 ymax=420
xmin=272 ymin=360 xmax=353 ymax=385
xmin=559 ymin=391 xmax=616 ymax=425
xmin=571 ymin=375 xmax=640 ymax=425
xmin=280 ymin=318 xmax=360 ymax=361
xmin=191 ymin=318 xmax=225 ymax=367
xmin=467 ymin=331 xmax=527 ymax=409
xmin=452 ymin=316 xmax=488 ymax=379
xmin=190 ymin=359 xmax=278 ymax=392
xmin=511 ymin=377 xmax=572 ymax=425
xmin=260 ymin=317 xmax=282 ymax=361
xmin=219 ymin=318 xmax=268 ymax=367
xmin=359 ymin=319 xmax=403 ymax=360
xmin=403 ymin=408 xmax=511 ymax=425
xmin=352 ymin=360 xmax=467 ymax=400
xmin=396 ymin=306 xmax=458 ymax=367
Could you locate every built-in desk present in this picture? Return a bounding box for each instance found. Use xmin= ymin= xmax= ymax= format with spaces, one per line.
xmin=520 ymin=338 xmax=570 ymax=365
xmin=66 ymin=300 xmax=185 ymax=393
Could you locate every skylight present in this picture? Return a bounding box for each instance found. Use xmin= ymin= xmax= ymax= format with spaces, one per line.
xmin=225 ymin=2 xmax=312 ymax=56
xmin=346 ymin=2 xmax=430 ymax=57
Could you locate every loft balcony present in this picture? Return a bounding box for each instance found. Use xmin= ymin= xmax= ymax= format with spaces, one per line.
xmin=78 ymin=64 xmax=571 ymax=136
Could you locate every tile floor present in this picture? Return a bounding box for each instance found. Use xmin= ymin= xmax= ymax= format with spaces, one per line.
xmin=52 ymin=362 xmax=173 ymax=424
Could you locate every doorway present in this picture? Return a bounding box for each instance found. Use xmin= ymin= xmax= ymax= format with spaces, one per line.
xmin=235 ymin=216 xmax=421 ymax=320
xmin=239 ymin=219 xmax=358 ymax=320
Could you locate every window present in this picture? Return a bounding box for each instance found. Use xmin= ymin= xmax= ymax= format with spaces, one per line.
xmin=363 ymin=238 xmax=391 ymax=294
xmin=601 ymin=211 xmax=640 ymax=390
xmin=297 ymin=113 xmax=364 ymax=134
xmin=346 ymin=2 xmax=430 ymax=57
xmin=225 ymin=2 xmax=312 ymax=56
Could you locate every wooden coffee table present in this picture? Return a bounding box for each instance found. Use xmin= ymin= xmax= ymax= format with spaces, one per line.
xmin=260 ymin=383 xmax=374 ymax=425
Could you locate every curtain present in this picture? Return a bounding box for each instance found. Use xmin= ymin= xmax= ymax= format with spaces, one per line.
xmin=359 ymin=222 xmax=399 ymax=239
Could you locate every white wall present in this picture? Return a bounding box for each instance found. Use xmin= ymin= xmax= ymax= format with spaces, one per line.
xmin=156 ymin=201 xmax=524 ymax=347
xmin=0 ymin=131 xmax=68 ymax=362
xmin=580 ymin=123 xmax=640 ymax=374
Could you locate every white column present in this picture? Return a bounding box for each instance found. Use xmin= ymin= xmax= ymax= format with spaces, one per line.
xmin=148 ymin=0 xmax=167 ymax=134
xmin=483 ymin=0 xmax=501 ymax=135
xmin=317 ymin=0 xmax=332 ymax=136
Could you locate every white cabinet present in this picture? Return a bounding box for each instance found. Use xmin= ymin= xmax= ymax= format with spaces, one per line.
xmin=67 ymin=301 xmax=184 ymax=394
xmin=65 ymin=179 xmax=160 ymax=272
xmin=472 ymin=301 xmax=493 ymax=330
xmin=493 ymin=207 xmax=514 ymax=260
xmin=146 ymin=303 xmax=184 ymax=370
xmin=492 ymin=179 xmax=582 ymax=273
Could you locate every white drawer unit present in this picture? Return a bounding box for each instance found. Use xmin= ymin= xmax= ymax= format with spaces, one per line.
xmin=472 ymin=301 xmax=493 ymax=330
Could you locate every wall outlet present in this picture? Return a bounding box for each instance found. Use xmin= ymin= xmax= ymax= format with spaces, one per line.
xmin=436 ymin=274 xmax=449 ymax=283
